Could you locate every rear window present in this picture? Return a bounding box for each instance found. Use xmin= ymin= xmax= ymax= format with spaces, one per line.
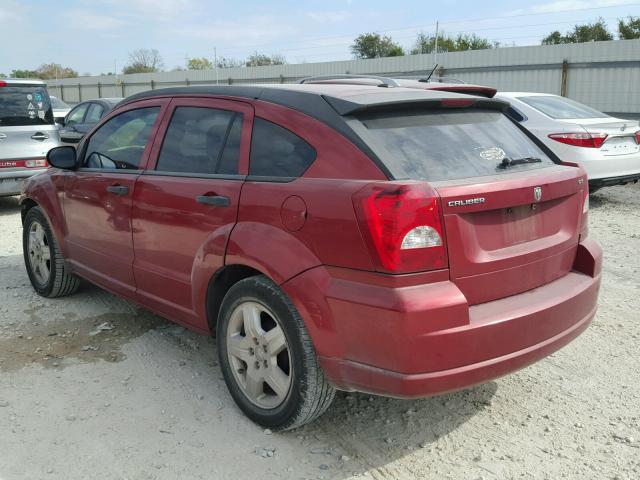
xmin=518 ymin=95 xmax=607 ymax=120
xmin=0 ymin=84 xmax=54 ymax=126
xmin=350 ymin=109 xmax=555 ymax=182
xmin=50 ymin=96 xmax=70 ymax=109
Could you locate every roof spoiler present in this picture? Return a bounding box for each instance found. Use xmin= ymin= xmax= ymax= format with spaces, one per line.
xmin=323 ymin=95 xmax=510 ymax=116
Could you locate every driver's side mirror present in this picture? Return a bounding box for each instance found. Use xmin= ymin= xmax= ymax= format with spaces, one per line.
xmin=47 ymin=146 xmax=78 ymax=170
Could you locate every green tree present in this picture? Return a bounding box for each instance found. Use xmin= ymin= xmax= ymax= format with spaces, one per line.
xmin=351 ymin=33 xmax=404 ymax=59
xmin=542 ymin=18 xmax=613 ymax=44
xmin=542 ymin=31 xmax=564 ymax=45
xmin=123 ymin=48 xmax=163 ymax=74
xmin=10 ymin=69 xmax=39 ymax=78
xmin=411 ymin=32 xmax=495 ymax=54
xmin=245 ymin=52 xmax=286 ymax=67
xmin=187 ymin=57 xmax=213 ymax=70
xmin=0 ymin=73 xmax=6 ymax=78
xmin=618 ymin=16 xmax=640 ymax=39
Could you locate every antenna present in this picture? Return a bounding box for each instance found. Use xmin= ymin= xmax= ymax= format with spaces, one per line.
xmin=423 ymin=63 xmax=439 ymax=83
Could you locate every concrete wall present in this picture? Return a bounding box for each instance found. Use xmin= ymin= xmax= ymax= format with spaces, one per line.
xmin=46 ymin=39 xmax=640 ymax=113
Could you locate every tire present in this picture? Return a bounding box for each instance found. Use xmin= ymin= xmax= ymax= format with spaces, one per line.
xmin=23 ymin=206 xmax=80 ymax=298
xmin=217 ymin=275 xmax=335 ymax=430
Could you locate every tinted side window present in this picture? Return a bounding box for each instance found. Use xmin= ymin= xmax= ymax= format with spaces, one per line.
xmin=249 ymin=118 xmax=316 ymax=177
xmin=156 ymin=107 xmax=241 ymax=175
xmin=83 ymin=107 xmax=159 ymax=170
xmin=66 ymin=104 xmax=88 ymax=126
xmin=85 ymin=103 xmax=105 ymax=123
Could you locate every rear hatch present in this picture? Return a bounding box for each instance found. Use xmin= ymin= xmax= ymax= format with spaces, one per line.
xmin=350 ymin=105 xmax=586 ymax=305
xmin=0 ymin=81 xmax=59 ymax=168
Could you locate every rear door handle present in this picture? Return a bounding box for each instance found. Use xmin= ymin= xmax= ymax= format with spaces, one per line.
xmin=106 ymin=185 xmax=129 ymax=196
xmin=31 ymin=133 xmax=50 ymax=141
xmin=196 ymin=195 xmax=230 ymax=207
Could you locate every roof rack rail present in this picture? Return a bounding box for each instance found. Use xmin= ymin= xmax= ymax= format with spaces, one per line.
xmin=299 ymin=74 xmax=400 ymax=88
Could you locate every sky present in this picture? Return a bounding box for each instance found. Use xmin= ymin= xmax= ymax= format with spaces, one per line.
xmin=0 ymin=0 xmax=639 ymax=76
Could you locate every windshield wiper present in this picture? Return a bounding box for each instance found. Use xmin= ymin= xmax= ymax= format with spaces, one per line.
xmin=497 ymin=157 xmax=543 ymax=169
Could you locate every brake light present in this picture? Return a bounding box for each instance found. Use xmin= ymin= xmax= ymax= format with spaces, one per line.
xmin=548 ymin=132 xmax=607 ymax=148
xmin=0 ymin=81 xmax=6 ymax=88
xmin=25 ymin=159 xmax=48 ymax=168
xmin=635 ymin=131 xmax=640 ymax=144
xmin=353 ymin=183 xmax=447 ymax=273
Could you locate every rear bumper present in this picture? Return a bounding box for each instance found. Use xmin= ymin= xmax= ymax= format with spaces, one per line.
xmin=589 ymin=172 xmax=640 ymax=188
xmin=283 ymin=239 xmax=602 ymax=398
xmin=578 ymin=152 xmax=640 ymax=182
xmin=0 ymin=168 xmax=48 ymax=196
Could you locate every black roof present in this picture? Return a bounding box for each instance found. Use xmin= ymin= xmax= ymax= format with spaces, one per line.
xmin=121 ymin=84 xmax=509 ymax=180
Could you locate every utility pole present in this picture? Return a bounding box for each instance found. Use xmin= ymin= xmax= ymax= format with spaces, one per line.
xmin=434 ymin=21 xmax=439 ymax=68
xmin=214 ymin=47 xmax=219 ymax=84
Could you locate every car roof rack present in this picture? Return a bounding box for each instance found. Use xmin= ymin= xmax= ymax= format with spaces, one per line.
xmin=299 ymin=74 xmax=400 ymax=88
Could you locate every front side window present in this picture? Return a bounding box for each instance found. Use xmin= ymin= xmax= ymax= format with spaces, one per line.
xmin=0 ymin=84 xmax=53 ymax=126
xmin=518 ymin=95 xmax=607 ymax=120
xmin=156 ymin=107 xmax=242 ymax=175
xmin=83 ymin=107 xmax=159 ymax=170
xmin=66 ymin=104 xmax=88 ymax=126
xmin=351 ymin=108 xmax=555 ymax=182
xmin=249 ymin=118 xmax=316 ymax=177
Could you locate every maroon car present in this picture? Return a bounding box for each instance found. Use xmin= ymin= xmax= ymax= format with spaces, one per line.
xmin=21 ymin=84 xmax=602 ymax=430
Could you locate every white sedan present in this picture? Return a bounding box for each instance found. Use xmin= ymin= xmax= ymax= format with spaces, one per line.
xmin=497 ymin=92 xmax=640 ymax=192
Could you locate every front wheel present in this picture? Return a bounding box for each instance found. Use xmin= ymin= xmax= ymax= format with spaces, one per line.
xmin=217 ymin=275 xmax=335 ymax=430
xmin=23 ymin=206 xmax=80 ymax=298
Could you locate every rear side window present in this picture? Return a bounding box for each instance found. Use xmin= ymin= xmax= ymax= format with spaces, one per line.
xmin=351 ymin=109 xmax=554 ymax=182
xmin=0 ymin=84 xmax=53 ymax=126
xmin=249 ymin=118 xmax=316 ymax=177
xmin=84 ymin=107 xmax=159 ymax=170
xmin=518 ymin=95 xmax=607 ymax=120
xmin=156 ymin=107 xmax=242 ymax=175
xmin=85 ymin=103 xmax=105 ymax=123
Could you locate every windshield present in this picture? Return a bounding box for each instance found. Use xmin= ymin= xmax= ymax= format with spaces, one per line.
xmin=518 ymin=95 xmax=608 ymax=120
xmin=50 ymin=96 xmax=70 ymax=109
xmin=0 ymin=84 xmax=54 ymax=126
xmin=350 ymin=108 xmax=555 ymax=182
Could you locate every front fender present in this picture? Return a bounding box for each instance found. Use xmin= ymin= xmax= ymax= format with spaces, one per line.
xmin=20 ymin=172 xmax=68 ymax=256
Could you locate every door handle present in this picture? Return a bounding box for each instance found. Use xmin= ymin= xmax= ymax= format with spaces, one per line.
xmin=196 ymin=195 xmax=230 ymax=207
xmin=106 ymin=185 xmax=129 ymax=196
xmin=31 ymin=133 xmax=50 ymax=141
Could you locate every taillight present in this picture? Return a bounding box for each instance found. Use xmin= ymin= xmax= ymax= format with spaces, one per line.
xmin=352 ymin=182 xmax=447 ymax=273
xmin=635 ymin=131 xmax=640 ymax=144
xmin=0 ymin=81 xmax=6 ymax=88
xmin=25 ymin=159 xmax=48 ymax=168
xmin=548 ymin=132 xmax=607 ymax=148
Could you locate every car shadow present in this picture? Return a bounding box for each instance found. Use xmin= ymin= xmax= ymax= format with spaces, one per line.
xmin=0 ymin=195 xmax=21 ymax=216
xmin=1 ymin=258 xmax=496 ymax=479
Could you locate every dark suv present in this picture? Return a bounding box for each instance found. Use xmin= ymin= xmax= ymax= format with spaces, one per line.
xmin=21 ymin=83 xmax=601 ymax=430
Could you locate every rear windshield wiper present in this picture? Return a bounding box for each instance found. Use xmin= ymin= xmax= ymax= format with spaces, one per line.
xmin=497 ymin=157 xmax=543 ymax=169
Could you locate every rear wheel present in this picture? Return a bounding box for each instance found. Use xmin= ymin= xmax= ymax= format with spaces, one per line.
xmin=23 ymin=207 xmax=80 ymax=298
xmin=217 ymin=275 xmax=335 ymax=430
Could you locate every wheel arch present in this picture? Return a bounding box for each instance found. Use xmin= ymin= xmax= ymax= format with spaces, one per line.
xmin=205 ymin=263 xmax=265 ymax=335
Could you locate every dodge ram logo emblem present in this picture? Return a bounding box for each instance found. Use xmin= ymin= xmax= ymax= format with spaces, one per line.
xmin=533 ymin=186 xmax=542 ymax=202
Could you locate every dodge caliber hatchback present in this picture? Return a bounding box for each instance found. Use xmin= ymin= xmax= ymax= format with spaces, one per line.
xmin=20 ymin=85 xmax=602 ymax=430
xmin=497 ymin=92 xmax=640 ymax=191
xmin=0 ymin=79 xmax=59 ymax=196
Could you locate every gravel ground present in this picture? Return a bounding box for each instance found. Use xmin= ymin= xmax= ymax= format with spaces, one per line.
xmin=0 ymin=183 xmax=639 ymax=480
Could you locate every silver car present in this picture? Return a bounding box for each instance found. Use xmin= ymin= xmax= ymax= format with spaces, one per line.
xmin=0 ymin=79 xmax=60 ymax=197
xmin=497 ymin=92 xmax=640 ymax=192
xmin=50 ymin=96 xmax=71 ymax=125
